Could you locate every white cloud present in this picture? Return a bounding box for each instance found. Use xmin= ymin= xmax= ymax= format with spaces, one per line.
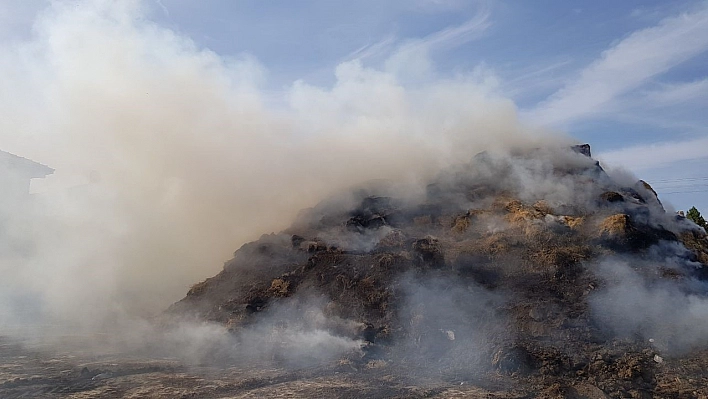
xmin=413 ymin=0 xmax=474 ymax=13
xmin=502 ymin=59 xmax=572 ymax=101
xmin=598 ymin=136 xmax=708 ymax=171
xmin=642 ymin=78 xmax=708 ymax=106
xmin=343 ymin=5 xmax=491 ymax=73
xmin=153 ymin=0 xmax=169 ymax=16
xmin=564 ymin=77 xmax=708 ymax=134
xmin=523 ymin=4 xmax=708 ymax=127
xmin=414 ymin=7 xmax=491 ymax=50
xmin=343 ymin=35 xmax=397 ymax=62
xmin=384 ymin=9 xmax=491 ymax=80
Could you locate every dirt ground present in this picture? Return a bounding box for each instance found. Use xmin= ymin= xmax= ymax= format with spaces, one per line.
xmin=3 ymin=335 xmax=708 ymax=399
xmin=0 ymin=335 xmax=530 ymax=399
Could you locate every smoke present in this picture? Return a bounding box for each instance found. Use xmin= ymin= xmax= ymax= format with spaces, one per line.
xmin=393 ymin=273 xmax=506 ymax=377
xmin=428 ymin=146 xmax=611 ymax=216
xmin=143 ymin=293 xmax=364 ymax=367
xmin=589 ymin=242 xmax=708 ymax=355
xmin=5 ymin=293 xmax=364 ymax=369
xmin=0 ymin=0 xmax=556 ymax=341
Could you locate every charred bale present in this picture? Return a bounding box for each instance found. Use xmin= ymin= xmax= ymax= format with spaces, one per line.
xmin=412 ymin=237 xmax=445 ymax=269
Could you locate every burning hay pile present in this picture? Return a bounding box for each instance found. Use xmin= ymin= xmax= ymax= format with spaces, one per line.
xmin=170 ymin=144 xmax=708 ymax=397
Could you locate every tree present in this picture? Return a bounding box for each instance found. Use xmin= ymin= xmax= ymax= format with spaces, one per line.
xmin=686 ymin=206 xmax=707 ymax=229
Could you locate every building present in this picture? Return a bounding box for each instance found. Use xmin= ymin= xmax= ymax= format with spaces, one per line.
xmin=0 ymin=150 xmax=53 ymax=256
xmin=0 ymin=150 xmax=53 ymax=197
xmin=0 ymin=150 xmax=54 ymax=214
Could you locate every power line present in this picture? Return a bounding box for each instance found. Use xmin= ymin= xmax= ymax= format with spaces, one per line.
xmin=659 ymin=189 xmax=708 ymax=195
xmin=653 ymin=182 xmax=708 ymax=186
xmin=643 ymin=177 xmax=708 ymax=195
xmin=652 ymin=184 xmax=708 ymax=190
xmin=651 ymin=177 xmax=708 ymax=183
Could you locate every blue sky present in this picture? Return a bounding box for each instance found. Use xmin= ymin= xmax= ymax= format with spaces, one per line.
xmin=2 ymin=0 xmax=708 ymax=213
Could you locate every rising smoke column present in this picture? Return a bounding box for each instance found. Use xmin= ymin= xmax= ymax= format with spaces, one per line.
xmin=0 ymin=1 xmax=558 ymax=335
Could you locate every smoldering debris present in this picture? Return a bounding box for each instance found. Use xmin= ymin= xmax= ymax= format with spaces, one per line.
xmin=170 ymin=144 xmax=708 ymax=395
xmin=2 ymin=141 xmax=708 ymax=396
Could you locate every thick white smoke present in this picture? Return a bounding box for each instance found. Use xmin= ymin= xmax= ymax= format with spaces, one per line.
xmin=0 ymin=1 xmax=558 ymax=335
xmin=589 ymin=244 xmax=708 ymax=355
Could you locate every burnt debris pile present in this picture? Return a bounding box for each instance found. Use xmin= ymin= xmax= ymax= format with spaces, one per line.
xmin=169 ymin=144 xmax=708 ymax=397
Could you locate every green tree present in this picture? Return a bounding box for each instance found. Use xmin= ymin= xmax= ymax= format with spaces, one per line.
xmin=686 ymin=206 xmax=707 ymax=229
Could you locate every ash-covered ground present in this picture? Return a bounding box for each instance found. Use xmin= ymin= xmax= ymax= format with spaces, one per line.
xmin=3 ymin=145 xmax=708 ymax=398
xmin=3 ymin=333 xmax=708 ymax=398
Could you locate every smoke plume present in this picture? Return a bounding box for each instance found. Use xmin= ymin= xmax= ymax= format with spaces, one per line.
xmin=0 ymin=1 xmax=557 ymax=338
xmin=589 ymin=244 xmax=708 ymax=355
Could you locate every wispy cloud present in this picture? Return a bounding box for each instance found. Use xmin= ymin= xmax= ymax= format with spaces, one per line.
xmin=153 ymin=0 xmax=169 ymax=16
xmin=568 ymin=77 xmax=708 ymax=133
xmin=343 ymin=5 xmax=491 ymax=65
xmin=383 ymin=8 xmax=491 ymax=79
xmin=571 ymin=76 xmax=708 ymax=132
xmin=414 ymin=0 xmax=469 ymax=13
xmin=598 ymin=136 xmax=708 ymax=171
xmin=414 ymin=7 xmax=491 ymax=51
xmin=523 ymin=3 xmax=708 ymax=127
xmin=641 ymin=78 xmax=708 ymax=106
xmin=502 ymin=59 xmax=573 ymax=101
xmin=342 ymin=35 xmax=397 ymax=62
